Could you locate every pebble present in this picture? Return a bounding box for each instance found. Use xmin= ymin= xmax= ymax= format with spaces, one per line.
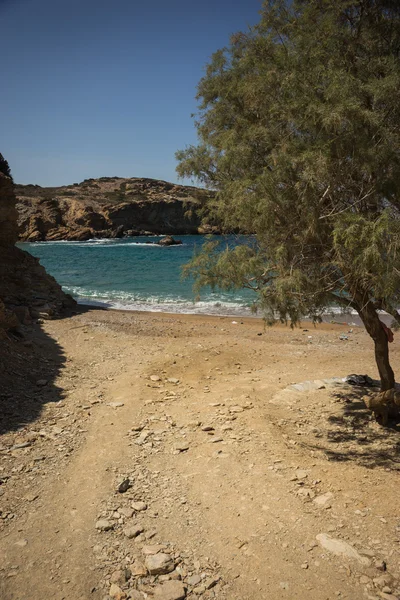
xmin=208 ymin=437 xmax=223 ymax=443
xmin=132 ymin=501 xmax=148 ymax=511
xmin=167 ymin=378 xmax=180 ymax=384
xmin=145 ymin=553 xmax=175 ymax=575
xmin=123 ymin=525 xmax=144 ymax=539
xmin=107 ymin=402 xmax=124 ymax=408
xmin=150 ymin=375 xmax=161 ymax=381
xmin=36 ymin=379 xmax=48 ymax=386
xmin=153 ymin=580 xmax=186 ymax=600
xmin=95 ymin=519 xmax=113 ymax=531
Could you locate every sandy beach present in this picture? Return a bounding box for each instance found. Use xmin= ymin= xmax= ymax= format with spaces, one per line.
xmin=1 ymin=307 xmax=400 ymax=600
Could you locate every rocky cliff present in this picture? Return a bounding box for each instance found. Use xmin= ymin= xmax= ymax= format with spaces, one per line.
xmin=0 ymin=157 xmax=75 ymax=331
xmin=16 ymin=177 xmax=216 ymax=241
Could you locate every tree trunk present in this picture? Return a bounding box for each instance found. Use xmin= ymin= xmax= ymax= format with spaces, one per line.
xmin=354 ymin=294 xmax=395 ymax=391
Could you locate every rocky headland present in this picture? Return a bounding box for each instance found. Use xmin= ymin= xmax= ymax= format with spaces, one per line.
xmin=16 ymin=177 xmax=217 ymax=242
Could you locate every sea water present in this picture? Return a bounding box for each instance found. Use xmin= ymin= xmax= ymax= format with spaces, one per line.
xmin=19 ymin=235 xmax=256 ymax=316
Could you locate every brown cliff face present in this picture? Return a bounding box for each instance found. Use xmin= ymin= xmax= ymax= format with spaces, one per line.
xmin=0 ymin=162 xmax=75 ymax=331
xmin=16 ymin=177 xmax=217 ymax=241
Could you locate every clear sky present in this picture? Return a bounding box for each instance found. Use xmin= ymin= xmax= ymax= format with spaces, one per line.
xmin=1 ymin=0 xmax=263 ymax=186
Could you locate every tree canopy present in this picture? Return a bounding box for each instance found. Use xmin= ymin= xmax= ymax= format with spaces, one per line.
xmin=176 ymin=0 xmax=400 ymax=390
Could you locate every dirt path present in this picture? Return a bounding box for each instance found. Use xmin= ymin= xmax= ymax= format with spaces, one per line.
xmin=1 ymin=309 xmax=399 ymax=600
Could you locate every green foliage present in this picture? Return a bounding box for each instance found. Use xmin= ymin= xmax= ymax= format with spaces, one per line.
xmin=177 ymin=0 xmax=400 ymax=329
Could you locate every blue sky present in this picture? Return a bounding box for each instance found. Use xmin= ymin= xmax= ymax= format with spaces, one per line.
xmin=1 ymin=0 xmax=263 ymax=186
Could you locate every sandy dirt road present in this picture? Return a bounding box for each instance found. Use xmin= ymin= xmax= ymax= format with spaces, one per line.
xmin=1 ymin=309 xmax=399 ymax=600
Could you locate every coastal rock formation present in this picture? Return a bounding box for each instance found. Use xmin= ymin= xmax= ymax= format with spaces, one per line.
xmin=16 ymin=177 xmax=216 ymax=241
xmin=157 ymin=235 xmax=182 ymax=246
xmin=0 ymin=157 xmax=75 ymax=330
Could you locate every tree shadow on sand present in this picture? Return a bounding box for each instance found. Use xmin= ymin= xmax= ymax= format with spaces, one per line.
xmin=302 ymin=388 xmax=400 ymax=470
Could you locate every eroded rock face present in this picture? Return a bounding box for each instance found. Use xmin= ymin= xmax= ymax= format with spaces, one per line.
xmin=0 ymin=162 xmax=75 ymax=330
xmin=15 ymin=177 xmax=215 ymax=241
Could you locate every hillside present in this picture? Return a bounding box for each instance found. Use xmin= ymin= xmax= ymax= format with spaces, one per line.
xmin=16 ymin=177 xmax=216 ymax=241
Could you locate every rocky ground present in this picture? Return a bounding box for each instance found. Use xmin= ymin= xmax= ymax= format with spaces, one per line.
xmin=1 ymin=309 xmax=400 ymax=600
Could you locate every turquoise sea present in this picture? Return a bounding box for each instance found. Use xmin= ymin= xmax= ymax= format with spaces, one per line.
xmin=20 ymin=235 xmax=256 ymax=316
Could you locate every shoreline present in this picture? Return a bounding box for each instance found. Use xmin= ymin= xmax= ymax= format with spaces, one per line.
xmin=75 ymin=301 xmax=363 ymax=330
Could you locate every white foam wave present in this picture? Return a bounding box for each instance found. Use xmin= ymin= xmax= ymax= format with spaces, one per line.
xmin=77 ymin=297 xmax=254 ymax=317
xmin=65 ymin=285 xmax=253 ymax=316
xmin=23 ymin=240 xmax=185 ymax=248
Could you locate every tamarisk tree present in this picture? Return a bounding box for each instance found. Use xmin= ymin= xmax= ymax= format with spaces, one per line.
xmin=176 ymin=0 xmax=400 ymax=390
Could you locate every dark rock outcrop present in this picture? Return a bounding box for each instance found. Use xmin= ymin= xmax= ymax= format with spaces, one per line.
xmin=157 ymin=236 xmax=182 ymax=246
xmin=16 ymin=177 xmax=215 ymax=241
xmin=0 ymin=159 xmax=75 ymax=331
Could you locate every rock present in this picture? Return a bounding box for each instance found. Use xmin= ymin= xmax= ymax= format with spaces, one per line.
xmin=36 ymin=379 xmax=48 ymax=387
xmin=153 ymin=580 xmax=186 ymax=600
xmin=107 ymin=402 xmax=124 ymax=408
xmin=95 ymin=519 xmax=113 ymax=531
xmin=187 ymin=574 xmax=201 ymax=586
xmin=119 ymin=507 xmax=134 ymax=518
xmin=204 ymin=576 xmax=219 ymax=590
xmin=373 ymin=574 xmax=394 ymax=588
xmin=150 ymin=375 xmax=161 ymax=381
xmin=294 ymin=469 xmax=308 ymax=480
xmin=130 ymin=561 xmax=148 ymax=577
xmin=313 ymin=492 xmax=334 ymax=506
xmin=145 ymin=553 xmax=175 ymax=575
xmin=316 ymin=533 xmax=370 ymax=565
xmin=109 ymin=584 xmax=126 ymax=600
xmin=375 ymin=560 xmax=387 ymax=572
xmin=142 ymin=544 xmax=169 ymax=555
xmin=118 ymin=478 xmax=131 ymax=493
xmin=132 ymin=501 xmax=147 ymax=511
xmin=123 ymin=525 xmax=144 ymax=539
xmin=167 ymin=378 xmax=180 ymax=384
xmin=110 ymin=570 xmax=130 ymax=585
xmin=136 ymin=430 xmax=150 ymax=445
xmin=11 ymin=442 xmax=31 ymax=450
xmin=174 ymin=443 xmax=189 ymax=452
xmin=157 ymin=236 xmax=182 ymax=247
